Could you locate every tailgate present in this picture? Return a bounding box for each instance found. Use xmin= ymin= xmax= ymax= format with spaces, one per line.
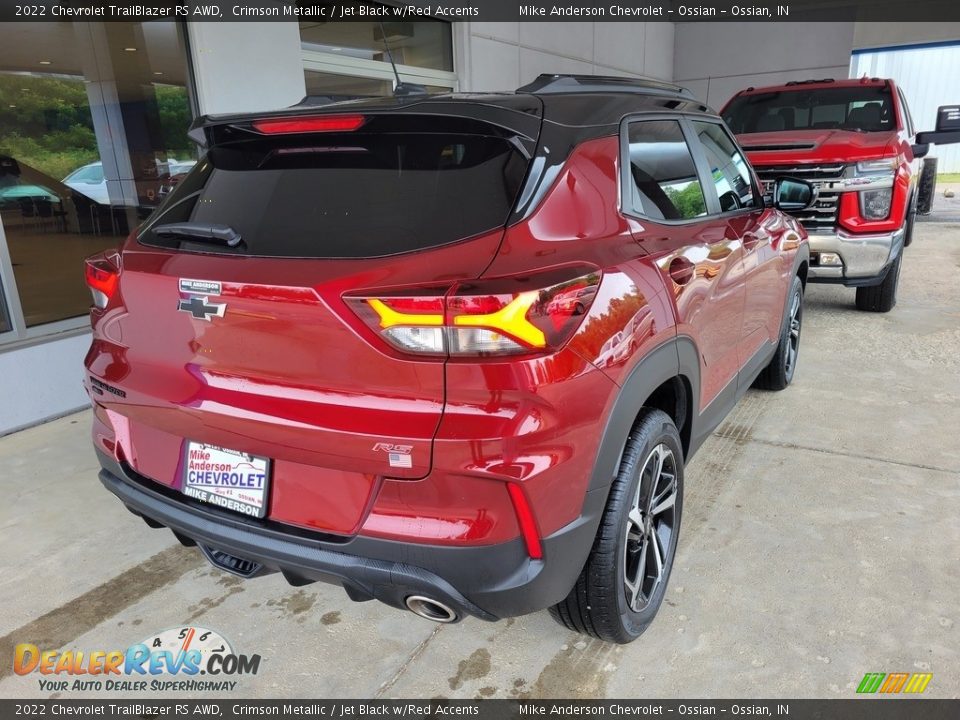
xmin=87 ymin=106 xmax=538 ymax=534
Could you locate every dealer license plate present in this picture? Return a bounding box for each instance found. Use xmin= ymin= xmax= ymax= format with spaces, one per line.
xmin=181 ymin=441 xmax=270 ymax=519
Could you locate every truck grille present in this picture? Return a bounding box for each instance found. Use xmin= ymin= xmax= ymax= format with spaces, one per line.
xmin=756 ymin=164 xmax=846 ymax=230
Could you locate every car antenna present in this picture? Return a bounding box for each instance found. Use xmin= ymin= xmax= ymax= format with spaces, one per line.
xmin=377 ymin=21 xmax=427 ymax=97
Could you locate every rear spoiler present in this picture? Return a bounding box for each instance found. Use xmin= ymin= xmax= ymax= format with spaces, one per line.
xmin=187 ymin=95 xmax=544 ymax=149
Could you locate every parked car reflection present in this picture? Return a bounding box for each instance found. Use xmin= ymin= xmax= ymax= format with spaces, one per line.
xmin=546 ymin=283 xmax=598 ymax=316
xmin=63 ymin=158 xmax=190 ymax=208
xmin=62 ymin=161 xmax=111 ymax=205
xmin=596 ymin=331 xmax=623 ymax=367
xmin=0 ymin=155 xmax=141 ymax=236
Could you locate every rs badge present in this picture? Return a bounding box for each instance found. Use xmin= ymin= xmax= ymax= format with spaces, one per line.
xmin=373 ymin=442 xmax=414 ymax=469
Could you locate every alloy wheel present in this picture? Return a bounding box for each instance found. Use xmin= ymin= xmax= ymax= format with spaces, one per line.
xmin=785 ymin=289 xmax=802 ymax=377
xmin=624 ymin=443 xmax=678 ymax=612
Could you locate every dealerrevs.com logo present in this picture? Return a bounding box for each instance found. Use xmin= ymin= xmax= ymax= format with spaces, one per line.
xmin=13 ymin=626 xmax=261 ymax=693
xmin=856 ymin=672 xmax=933 ymax=694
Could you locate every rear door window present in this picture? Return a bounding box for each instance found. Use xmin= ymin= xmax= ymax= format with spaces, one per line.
xmin=624 ymin=120 xmax=707 ymax=222
xmin=139 ymin=128 xmax=530 ymax=258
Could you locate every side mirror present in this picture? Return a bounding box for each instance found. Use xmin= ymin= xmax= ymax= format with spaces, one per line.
xmin=911 ymin=143 xmax=930 ymax=159
xmin=772 ymin=177 xmax=816 ymax=212
xmin=916 ymin=105 xmax=960 ymax=145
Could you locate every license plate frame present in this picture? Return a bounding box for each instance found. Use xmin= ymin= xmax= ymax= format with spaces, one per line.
xmin=181 ymin=441 xmax=270 ymax=519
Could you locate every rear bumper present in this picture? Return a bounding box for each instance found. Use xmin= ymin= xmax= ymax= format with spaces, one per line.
xmin=807 ymin=226 xmax=905 ymax=285
xmin=96 ymin=449 xmax=604 ymax=622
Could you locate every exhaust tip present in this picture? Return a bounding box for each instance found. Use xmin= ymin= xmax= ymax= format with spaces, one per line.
xmin=405 ymin=595 xmax=458 ymax=623
xmin=199 ymin=544 xmax=263 ymax=578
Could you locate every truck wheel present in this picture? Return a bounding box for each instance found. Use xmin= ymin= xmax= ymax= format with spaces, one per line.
xmin=855 ymin=252 xmax=901 ymax=313
xmin=549 ymin=409 xmax=683 ymax=644
xmin=754 ymin=275 xmax=803 ymax=391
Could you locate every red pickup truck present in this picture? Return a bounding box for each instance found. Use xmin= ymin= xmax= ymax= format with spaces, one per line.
xmin=722 ymin=78 xmax=959 ymax=312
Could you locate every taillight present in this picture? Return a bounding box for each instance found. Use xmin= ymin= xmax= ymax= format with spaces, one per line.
xmin=84 ymin=253 xmax=120 ymax=309
xmin=346 ymin=270 xmax=600 ymax=358
xmin=362 ymin=295 xmax=446 ymax=356
xmin=251 ymin=114 xmax=366 ymax=135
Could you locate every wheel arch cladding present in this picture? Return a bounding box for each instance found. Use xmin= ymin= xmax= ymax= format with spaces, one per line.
xmin=587 ymin=337 xmax=700 ymax=498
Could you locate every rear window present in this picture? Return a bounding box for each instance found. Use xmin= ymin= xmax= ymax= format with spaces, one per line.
xmin=139 ymin=128 xmax=529 ymax=258
xmin=722 ymin=86 xmax=895 ymax=134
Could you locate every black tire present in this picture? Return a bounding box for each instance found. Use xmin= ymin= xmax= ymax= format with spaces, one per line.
xmin=549 ymin=409 xmax=683 ymax=644
xmin=917 ymin=157 xmax=937 ymax=216
xmin=754 ymin=275 xmax=803 ymax=391
xmin=855 ymin=252 xmax=901 ymax=313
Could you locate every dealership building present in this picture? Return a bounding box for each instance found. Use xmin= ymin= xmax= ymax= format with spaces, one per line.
xmin=0 ymin=14 xmax=958 ymax=434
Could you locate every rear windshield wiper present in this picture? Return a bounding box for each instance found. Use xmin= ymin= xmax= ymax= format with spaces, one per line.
xmin=152 ymin=222 xmax=243 ymax=248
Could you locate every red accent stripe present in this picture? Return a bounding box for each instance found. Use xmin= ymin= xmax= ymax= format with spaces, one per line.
xmin=507 ymin=483 xmax=543 ymax=560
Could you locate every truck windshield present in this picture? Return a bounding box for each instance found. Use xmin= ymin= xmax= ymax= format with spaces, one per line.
xmin=722 ymin=86 xmax=895 ymax=134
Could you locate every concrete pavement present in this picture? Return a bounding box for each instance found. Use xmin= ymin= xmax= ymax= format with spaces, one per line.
xmin=1 ymin=222 xmax=958 ymax=699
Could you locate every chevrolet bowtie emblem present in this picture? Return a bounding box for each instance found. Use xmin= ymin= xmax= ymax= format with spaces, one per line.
xmin=178 ymin=296 xmax=226 ymax=321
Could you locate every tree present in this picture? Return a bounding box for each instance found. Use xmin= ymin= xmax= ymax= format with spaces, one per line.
xmin=664 ymin=182 xmax=706 ymax=219
xmin=0 ymin=74 xmax=195 ymax=179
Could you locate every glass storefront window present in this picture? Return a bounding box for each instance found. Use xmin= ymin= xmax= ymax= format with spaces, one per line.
xmin=299 ymin=9 xmax=455 ymax=101
xmin=303 ymin=69 xmax=452 ymax=101
xmin=299 ymin=17 xmax=453 ymax=72
xmin=304 ymin=70 xmax=395 ymax=99
xmin=0 ymin=21 xmax=193 ymax=330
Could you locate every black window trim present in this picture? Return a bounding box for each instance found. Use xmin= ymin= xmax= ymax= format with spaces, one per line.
xmin=618 ymin=112 xmax=719 ymax=226
xmin=618 ymin=112 xmax=764 ymax=225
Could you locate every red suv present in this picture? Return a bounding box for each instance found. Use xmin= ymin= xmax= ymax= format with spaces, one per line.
xmin=85 ymin=75 xmax=811 ymax=643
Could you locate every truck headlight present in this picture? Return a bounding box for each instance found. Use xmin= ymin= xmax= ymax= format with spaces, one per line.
xmin=860 ymin=189 xmax=892 ymax=219
xmin=856 ymin=158 xmax=898 ymax=175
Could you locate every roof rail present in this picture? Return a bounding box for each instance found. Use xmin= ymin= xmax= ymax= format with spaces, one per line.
xmin=784 ymin=78 xmax=836 ymax=86
xmin=518 ymin=74 xmax=694 ymax=99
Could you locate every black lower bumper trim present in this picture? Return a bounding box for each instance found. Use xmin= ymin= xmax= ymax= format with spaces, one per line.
xmin=96 ymin=450 xmax=606 ymax=621
xmin=809 ymin=270 xmax=891 ymax=288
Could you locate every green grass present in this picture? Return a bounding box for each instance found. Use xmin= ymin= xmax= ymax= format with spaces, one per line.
xmin=937 ymin=173 xmax=960 ymax=183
